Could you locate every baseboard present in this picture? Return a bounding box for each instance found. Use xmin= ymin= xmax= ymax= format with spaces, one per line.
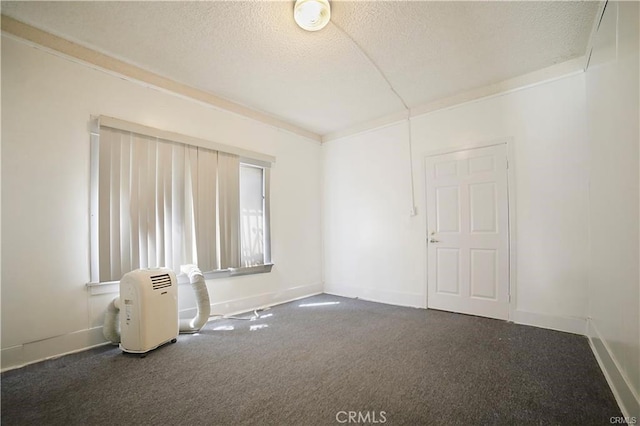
xmin=588 ymin=320 xmax=640 ymax=420
xmin=1 ymin=283 xmax=323 ymax=372
xmin=511 ymin=310 xmax=587 ymax=335
xmin=1 ymin=327 xmax=109 ymax=372
xmin=324 ymin=284 xmax=426 ymax=309
xmin=179 ymin=282 xmax=323 ymax=318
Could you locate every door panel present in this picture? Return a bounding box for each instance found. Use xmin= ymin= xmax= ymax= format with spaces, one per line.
xmin=468 ymin=155 xmax=495 ymax=174
xmin=426 ymin=144 xmax=509 ymax=320
xmin=436 ymin=186 xmax=460 ymax=232
xmin=436 ymin=248 xmax=460 ymax=295
xmin=435 ymin=161 xmax=458 ymax=178
xmin=469 ymin=182 xmax=497 ymax=232
xmin=470 ymin=249 xmax=498 ymax=300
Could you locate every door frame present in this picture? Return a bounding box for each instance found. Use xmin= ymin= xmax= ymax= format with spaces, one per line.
xmin=423 ymin=138 xmax=517 ymax=321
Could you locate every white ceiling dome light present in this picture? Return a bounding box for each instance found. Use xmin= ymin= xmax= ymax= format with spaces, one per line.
xmin=294 ymin=0 xmax=331 ymax=32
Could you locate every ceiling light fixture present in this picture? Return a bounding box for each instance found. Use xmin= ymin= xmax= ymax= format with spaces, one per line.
xmin=294 ymin=0 xmax=330 ymax=32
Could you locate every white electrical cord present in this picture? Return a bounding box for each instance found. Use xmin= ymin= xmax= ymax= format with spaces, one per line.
xmin=209 ymin=308 xmax=270 ymax=321
xmin=331 ymin=20 xmax=417 ymax=215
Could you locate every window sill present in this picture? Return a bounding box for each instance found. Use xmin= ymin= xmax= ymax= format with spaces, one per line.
xmin=86 ymin=263 xmax=274 ymax=295
xmin=228 ymin=263 xmax=273 ymax=277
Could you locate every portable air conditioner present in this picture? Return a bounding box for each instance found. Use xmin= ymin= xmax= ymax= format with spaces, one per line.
xmin=119 ymin=268 xmax=179 ymax=355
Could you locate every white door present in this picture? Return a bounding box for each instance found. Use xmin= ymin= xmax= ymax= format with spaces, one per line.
xmin=425 ymin=144 xmax=510 ymax=320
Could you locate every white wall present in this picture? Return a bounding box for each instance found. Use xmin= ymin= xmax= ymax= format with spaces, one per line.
xmin=322 ymin=123 xmax=424 ymax=307
xmin=586 ymin=1 xmax=639 ymax=418
xmin=323 ymin=71 xmax=590 ymax=332
xmin=1 ymin=35 xmax=322 ymax=370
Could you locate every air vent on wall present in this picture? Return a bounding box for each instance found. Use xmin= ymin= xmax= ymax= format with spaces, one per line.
xmin=151 ymin=274 xmax=172 ymax=290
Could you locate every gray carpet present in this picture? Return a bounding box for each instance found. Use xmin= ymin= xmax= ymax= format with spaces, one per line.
xmin=1 ymin=294 xmax=621 ymax=425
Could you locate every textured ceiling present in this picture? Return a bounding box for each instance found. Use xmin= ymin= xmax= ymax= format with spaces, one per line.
xmin=1 ymin=1 xmax=599 ymax=136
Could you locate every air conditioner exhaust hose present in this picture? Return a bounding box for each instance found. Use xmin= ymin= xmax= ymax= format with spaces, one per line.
xmin=103 ymin=297 xmax=121 ymax=344
xmin=179 ymin=264 xmax=211 ymax=333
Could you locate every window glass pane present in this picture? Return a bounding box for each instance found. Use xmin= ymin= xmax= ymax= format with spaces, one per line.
xmin=240 ymin=165 xmax=265 ymax=267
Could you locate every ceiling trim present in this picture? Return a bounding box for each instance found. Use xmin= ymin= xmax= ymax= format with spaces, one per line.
xmin=321 ymin=111 xmax=409 ymax=143
xmin=96 ymin=115 xmax=276 ymax=165
xmin=322 ymin=56 xmax=586 ymax=143
xmin=1 ymin=15 xmax=322 ymax=143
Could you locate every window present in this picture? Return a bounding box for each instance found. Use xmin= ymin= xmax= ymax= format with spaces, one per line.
xmin=90 ymin=117 xmax=272 ymax=283
xmin=240 ymin=164 xmax=267 ymax=267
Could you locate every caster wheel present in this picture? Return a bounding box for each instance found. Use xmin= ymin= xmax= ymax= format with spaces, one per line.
xmin=140 ymin=353 xmax=147 ymax=358
xmin=171 ymin=338 xmax=177 ymax=344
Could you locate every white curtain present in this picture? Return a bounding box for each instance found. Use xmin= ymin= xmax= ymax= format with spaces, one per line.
xmin=97 ymin=126 xmax=242 ymax=281
xmin=217 ymin=152 xmax=241 ymax=269
xmin=194 ymin=148 xmax=218 ymax=272
xmin=98 ymin=127 xmax=199 ymax=281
